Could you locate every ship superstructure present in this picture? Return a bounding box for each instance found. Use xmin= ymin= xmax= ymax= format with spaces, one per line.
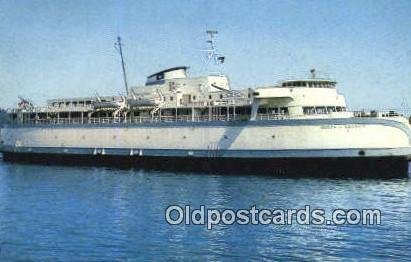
xmin=6 ymin=67 xmax=349 ymax=125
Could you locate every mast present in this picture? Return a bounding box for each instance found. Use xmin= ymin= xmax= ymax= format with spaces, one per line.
xmin=115 ymin=36 xmax=129 ymax=95
xmin=202 ymin=30 xmax=225 ymax=75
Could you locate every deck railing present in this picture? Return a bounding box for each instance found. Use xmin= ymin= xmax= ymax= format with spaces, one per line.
xmin=352 ymin=109 xmax=411 ymax=118
xmin=7 ymin=110 xmax=411 ymax=126
xmin=12 ymin=114 xmax=251 ymax=126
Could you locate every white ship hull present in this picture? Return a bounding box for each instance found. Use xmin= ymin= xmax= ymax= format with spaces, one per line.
xmin=1 ymin=117 xmax=410 ymax=177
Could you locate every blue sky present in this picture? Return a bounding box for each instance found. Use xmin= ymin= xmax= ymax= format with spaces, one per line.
xmin=0 ymin=0 xmax=410 ymax=109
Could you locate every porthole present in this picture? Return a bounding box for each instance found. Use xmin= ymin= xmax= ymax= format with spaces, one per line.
xmin=358 ymin=150 xmax=365 ymax=156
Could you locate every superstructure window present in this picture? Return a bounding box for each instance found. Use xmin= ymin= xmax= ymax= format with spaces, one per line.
xmin=327 ymin=106 xmax=336 ymax=112
xmin=304 ymin=106 xmax=338 ymax=115
xmin=316 ymin=107 xmax=327 ymax=114
xmin=303 ymin=107 xmax=315 ymax=115
xmin=156 ymin=73 xmax=164 ymax=80
xmin=280 ymin=107 xmax=289 ymax=114
xmin=258 ymin=107 xmax=267 ymax=114
xmin=269 ymin=108 xmax=279 ymax=114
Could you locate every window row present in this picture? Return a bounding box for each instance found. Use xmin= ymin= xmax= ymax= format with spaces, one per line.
xmin=303 ymin=106 xmax=346 ymax=114
xmin=282 ymin=81 xmax=336 ymax=88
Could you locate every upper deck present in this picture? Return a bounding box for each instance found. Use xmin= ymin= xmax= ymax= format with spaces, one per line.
xmin=4 ymin=67 xmax=409 ymax=127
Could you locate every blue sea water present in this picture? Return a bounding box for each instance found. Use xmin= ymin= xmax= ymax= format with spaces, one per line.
xmin=0 ymin=160 xmax=410 ymax=261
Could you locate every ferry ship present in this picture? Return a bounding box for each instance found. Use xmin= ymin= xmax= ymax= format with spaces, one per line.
xmin=1 ymin=31 xmax=410 ymax=177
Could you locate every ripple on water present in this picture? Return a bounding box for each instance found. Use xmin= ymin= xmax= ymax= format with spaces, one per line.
xmin=0 ymin=162 xmax=410 ymax=260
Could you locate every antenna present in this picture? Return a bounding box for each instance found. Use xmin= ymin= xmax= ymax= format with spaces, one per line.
xmin=201 ymin=30 xmax=225 ymax=74
xmin=310 ymin=68 xmax=316 ymax=79
xmin=115 ymin=36 xmax=129 ymax=95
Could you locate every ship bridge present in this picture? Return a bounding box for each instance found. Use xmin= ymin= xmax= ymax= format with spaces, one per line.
xmin=251 ymin=73 xmax=345 ymax=117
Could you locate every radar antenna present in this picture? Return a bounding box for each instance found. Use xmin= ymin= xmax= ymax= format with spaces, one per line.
xmin=201 ymin=30 xmax=225 ymax=74
xmin=115 ymin=36 xmax=129 ymax=95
